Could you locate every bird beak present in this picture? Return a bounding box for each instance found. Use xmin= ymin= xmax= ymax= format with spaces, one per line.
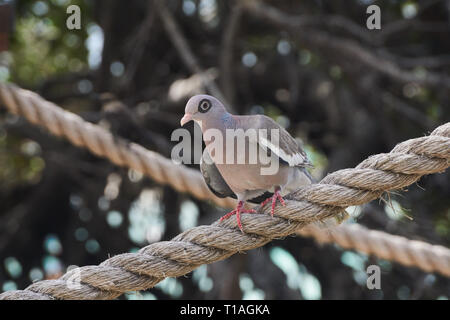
xmin=180 ymin=113 xmax=192 ymax=126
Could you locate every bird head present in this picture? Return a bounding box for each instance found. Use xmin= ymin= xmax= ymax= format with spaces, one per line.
xmin=180 ymin=94 xmax=227 ymax=127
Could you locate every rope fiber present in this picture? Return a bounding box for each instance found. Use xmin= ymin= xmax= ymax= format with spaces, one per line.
xmin=0 ymin=83 xmax=449 ymax=300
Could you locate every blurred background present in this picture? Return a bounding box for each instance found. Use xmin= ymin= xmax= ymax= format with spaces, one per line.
xmin=0 ymin=0 xmax=449 ymax=300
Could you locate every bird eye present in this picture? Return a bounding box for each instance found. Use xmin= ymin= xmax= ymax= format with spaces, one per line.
xmin=198 ymin=99 xmax=212 ymax=113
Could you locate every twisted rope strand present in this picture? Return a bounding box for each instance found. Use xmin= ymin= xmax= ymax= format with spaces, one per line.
xmin=0 ymin=84 xmax=235 ymax=208
xmin=298 ymin=224 xmax=450 ymax=276
xmin=0 ymin=83 xmax=449 ymax=299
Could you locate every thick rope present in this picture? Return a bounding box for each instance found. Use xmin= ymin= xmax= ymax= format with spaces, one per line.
xmin=299 ymin=224 xmax=450 ymax=276
xmin=0 ymin=83 xmax=449 ymax=299
xmin=0 ymin=83 xmax=236 ymax=209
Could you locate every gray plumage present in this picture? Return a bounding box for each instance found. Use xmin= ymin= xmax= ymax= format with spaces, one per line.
xmin=200 ymin=148 xmax=274 ymax=204
xmin=182 ymin=94 xmax=313 ymax=202
xmin=181 ymin=94 xmax=330 ymax=231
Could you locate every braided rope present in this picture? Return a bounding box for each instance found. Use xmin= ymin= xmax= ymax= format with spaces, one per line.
xmin=0 ymin=83 xmax=235 ymax=209
xmin=0 ymin=83 xmax=449 ymax=299
xmin=299 ymin=224 xmax=450 ymax=276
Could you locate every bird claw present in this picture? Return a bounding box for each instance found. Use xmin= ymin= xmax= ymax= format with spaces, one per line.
xmin=260 ymin=190 xmax=286 ymax=217
xmin=219 ymin=201 xmax=256 ymax=233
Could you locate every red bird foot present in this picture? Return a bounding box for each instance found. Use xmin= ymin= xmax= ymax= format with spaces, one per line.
xmin=220 ymin=201 xmax=256 ymax=232
xmin=260 ymin=189 xmax=286 ymax=217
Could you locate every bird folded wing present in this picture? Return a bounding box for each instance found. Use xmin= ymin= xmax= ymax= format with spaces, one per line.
xmin=200 ymin=148 xmax=273 ymax=203
xmin=200 ymin=148 xmax=235 ymax=199
xmin=253 ymin=115 xmax=312 ymax=167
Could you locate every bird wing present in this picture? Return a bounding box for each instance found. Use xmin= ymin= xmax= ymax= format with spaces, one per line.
xmin=200 ymin=148 xmax=235 ymax=199
xmin=200 ymin=148 xmax=273 ymax=203
xmin=248 ymin=115 xmax=312 ymax=167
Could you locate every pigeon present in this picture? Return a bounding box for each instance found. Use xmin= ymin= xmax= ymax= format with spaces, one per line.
xmin=180 ymin=94 xmax=314 ymax=232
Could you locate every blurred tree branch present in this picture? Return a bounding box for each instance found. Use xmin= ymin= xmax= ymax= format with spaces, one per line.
xmin=242 ymin=0 xmax=450 ymax=89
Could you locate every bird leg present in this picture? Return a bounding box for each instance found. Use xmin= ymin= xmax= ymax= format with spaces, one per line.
xmin=260 ymin=187 xmax=286 ymax=217
xmin=220 ymin=200 xmax=256 ymax=232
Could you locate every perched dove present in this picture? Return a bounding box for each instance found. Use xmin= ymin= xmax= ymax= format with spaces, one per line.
xmin=180 ymin=95 xmax=313 ymax=232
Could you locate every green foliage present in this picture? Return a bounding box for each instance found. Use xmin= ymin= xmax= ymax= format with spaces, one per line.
xmin=0 ymin=129 xmax=45 ymax=190
xmin=9 ymin=0 xmax=91 ymax=86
